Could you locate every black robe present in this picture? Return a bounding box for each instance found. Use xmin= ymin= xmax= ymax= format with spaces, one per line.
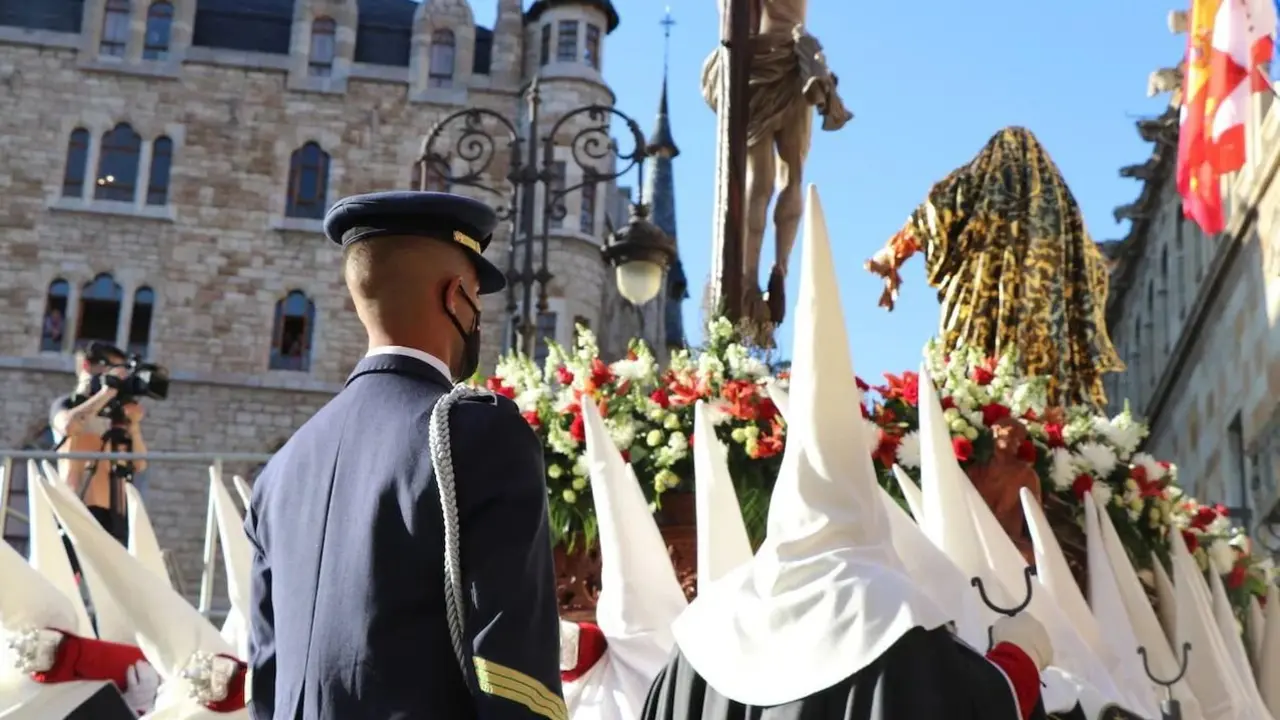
xmin=641 ymin=626 xmax=1045 ymax=720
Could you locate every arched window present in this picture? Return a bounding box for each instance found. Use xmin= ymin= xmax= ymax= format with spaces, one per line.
xmin=41 ymin=279 xmax=70 ymax=352
xmin=95 ymin=123 xmax=142 ymax=202
xmin=286 ymin=142 xmax=330 ymax=219
xmin=100 ymin=0 xmax=131 ymax=57
xmin=428 ymin=29 xmax=456 ymax=88
xmin=147 ymin=136 xmax=173 ymax=205
xmin=539 ymin=24 xmax=551 ymax=66
xmin=62 ymin=128 xmax=90 ymax=197
xmin=76 ymin=273 xmax=123 ymax=347
xmin=127 ymin=286 xmax=155 ymax=357
xmin=309 ymin=18 xmax=337 ymax=77
xmin=584 ymin=24 xmax=600 ymax=68
xmin=580 ymin=181 xmax=597 ymax=234
xmin=269 ymin=291 xmax=316 ymax=371
xmin=143 ymin=1 xmax=174 ymax=60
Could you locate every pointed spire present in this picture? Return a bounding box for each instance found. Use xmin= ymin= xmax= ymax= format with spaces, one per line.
xmin=581 ymin=400 xmax=686 ymax=678
xmin=692 ymin=401 xmax=753 ymax=592
xmin=646 ymin=7 xmax=678 ymax=159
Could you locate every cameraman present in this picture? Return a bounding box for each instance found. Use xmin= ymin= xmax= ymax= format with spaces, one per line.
xmin=50 ymin=342 xmax=149 ymax=544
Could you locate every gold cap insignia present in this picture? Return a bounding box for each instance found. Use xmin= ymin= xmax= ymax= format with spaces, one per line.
xmin=453 ymin=230 xmax=481 ymax=253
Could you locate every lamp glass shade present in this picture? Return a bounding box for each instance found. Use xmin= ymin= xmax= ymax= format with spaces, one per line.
xmin=615 ymin=260 xmax=663 ymax=305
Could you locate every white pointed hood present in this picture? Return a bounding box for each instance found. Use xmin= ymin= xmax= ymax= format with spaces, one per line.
xmin=1089 ymin=494 xmax=1202 ymax=719
xmin=1078 ymin=493 xmax=1160 ymax=717
xmin=890 ymin=465 xmax=925 ymax=523
xmin=1260 ymin=584 xmax=1280 ymax=718
xmin=126 ymin=484 xmax=173 ymax=590
xmin=881 ymin=469 xmax=986 ymax=649
xmin=37 ymin=473 xmax=244 ymax=718
xmin=763 ymin=380 xmax=789 ymax=422
xmin=231 ymin=475 xmax=253 ymax=509
xmin=1152 ymin=552 xmax=1178 ymax=640
xmin=568 ymin=400 xmax=686 ymax=719
xmin=692 ymin=401 xmax=753 ymax=593
xmin=0 ymin=538 xmax=107 ymax=716
xmin=1170 ymin=530 xmax=1254 ymax=720
xmin=26 ymin=461 xmax=93 ymax=637
xmin=210 ymin=472 xmax=253 ymax=659
xmin=1021 ymin=488 xmax=1107 ymax=661
xmin=1208 ymin=567 xmax=1272 ymax=718
xmin=670 ymin=185 xmax=949 ymax=706
xmin=28 ymin=471 xmax=135 ymax=647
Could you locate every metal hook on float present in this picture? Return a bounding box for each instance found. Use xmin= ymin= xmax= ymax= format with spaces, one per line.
xmin=971 ymin=565 xmax=1037 ymax=652
xmin=1137 ymin=641 xmax=1190 ymax=720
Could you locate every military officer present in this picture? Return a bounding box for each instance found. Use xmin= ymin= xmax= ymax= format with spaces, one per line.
xmin=245 ymin=191 xmax=565 ymax=720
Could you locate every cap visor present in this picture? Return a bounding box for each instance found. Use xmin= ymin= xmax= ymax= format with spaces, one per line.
xmin=474 ymin=254 xmax=507 ymax=295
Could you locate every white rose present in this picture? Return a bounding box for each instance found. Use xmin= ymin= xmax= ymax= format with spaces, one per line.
xmin=1208 ymin=540 xmax=1236 ymax=575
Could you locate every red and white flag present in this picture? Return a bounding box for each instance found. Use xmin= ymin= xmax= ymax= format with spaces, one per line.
xmin=1177 ymin=0 xmax=1277 ymax=234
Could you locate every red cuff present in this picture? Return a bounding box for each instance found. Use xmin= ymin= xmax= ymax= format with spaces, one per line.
xmin=560 ymin=622 xmax=608 ymax=683
xmin=31 ymin=631 xmax=146 ymax=691
xmin=985 ymin=642 xmax=1040 ymax=720
xmin=204 ymin=655 xmax=248 ymax=713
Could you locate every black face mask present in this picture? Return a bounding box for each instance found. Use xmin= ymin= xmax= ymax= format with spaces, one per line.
xmin=444 ymin=286 xmax=482 ymax=381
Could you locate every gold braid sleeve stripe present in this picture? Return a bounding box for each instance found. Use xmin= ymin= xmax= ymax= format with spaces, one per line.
xmin=473 ymin=657 xmax=568 ymax=720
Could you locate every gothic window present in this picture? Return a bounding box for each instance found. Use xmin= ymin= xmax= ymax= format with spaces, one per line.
xmin=547 ymin=161 xmax=566 ymax=229
xmin=41 ymin=279 xmax=70 ymax=352
xmin=428 ymin=29 xmax=456 ymax=88
xmin=584 ymin=24 xmax=600 ymax=68
xmin=309 ymin=18 xmax=337 ymax=77
xmin=539 ymin=24 xmax=551 ymax=66
xmin=286 ymin=142 xmax=330 ymax=219
xmin=580 ymin=181 xmax=596 ymax=234
xmin=556 ymin=20 xmax=578 ymax=62
xmin=143 ymin=1 xmax=174 ymax=60
xmin=270 ymin=290 xmax=316 ymax=371
xmin=99 ymin=0 xmax=131 ymax=57
xmin=127 ymin=286 xmax=155 ymax=357
xmin=1131 ymin=317 xmax=1142 ymax=398
xmin=1175 ymin=211 xmax=1187 ymax=318
xmin=76 ymin=274 xmax=123 ymax=348
xmin=62 ymin=129 xmax=90 ymax=197
xmin=95 ymin=123 xmax=142 ymax=202
xmin=146 ymin=137 xmax=173 ymax=205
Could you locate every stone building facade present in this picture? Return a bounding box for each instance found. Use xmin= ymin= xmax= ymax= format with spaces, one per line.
xmin=1102 ymin=88 xmax=1280 ymax=560
xmin=0 ymin=0 xmax=686 ymax=604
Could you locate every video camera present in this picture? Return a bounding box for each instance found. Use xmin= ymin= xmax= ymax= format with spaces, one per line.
xmin=84 ymin=342 xmax=170 ymax=420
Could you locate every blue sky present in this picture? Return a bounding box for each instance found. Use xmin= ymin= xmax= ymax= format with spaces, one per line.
xmin=474 ymin=1 xmax=1185 ymax=381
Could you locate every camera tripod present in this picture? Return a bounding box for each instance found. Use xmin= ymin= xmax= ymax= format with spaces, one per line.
xmin=75 ymin=422 xmax=136 ymax=545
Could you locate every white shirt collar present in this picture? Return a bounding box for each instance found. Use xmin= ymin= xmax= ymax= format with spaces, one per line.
xmin=366 ymin=346 xmax=454 ymax=383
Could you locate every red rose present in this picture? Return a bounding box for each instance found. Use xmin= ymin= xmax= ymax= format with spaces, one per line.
xmin=521 ymin=410 xmax=540 ymax=427
xmin=900 ymin=372 xmax=920 ymax=406
xmin=874 ymin=431 xmax=903 ymax=468
xmin=485 ymin=377 xmax=516 ymax=399
xmin=1191 ymin=506 xmax=1218 ymax=531
xmin=1071 ymin=474 xmax=1094 ymax=500
xmin=568 ymin=413 xmax=585 ymax=443
xmin=1043 ymin=423 xmax=1065 ymax=448
xmin=1017 ymin=438 xmax=1037 ymax=463
xmin=1226 ymin=563 xmax=1247 ymax=590
xmin=620 ymin=449 xmax=631 ymax=463
xmin=556 ymin=366 xmax=574 ymax=385
xmin=589 ymin=358 xmax=613 ymax=388
xmin=649 ymin=388 xmax=671 ymax=408
xmin=940 ymin=395 xmax=956 ymax=411
xmin=971 ymin=366 xmax=994 ymax=385
xmin=981 ymin=403 xmax=1011 ymax=426
xmin=688 ymin=433 xmax=695 ymax=447
xmin=1181 ymin=530 xmax=1199 ymax=553
xmin=1021 ymin=408 xmax=1038 ymax=422
xmin=952 ymin=436 xmax=974 ymax=462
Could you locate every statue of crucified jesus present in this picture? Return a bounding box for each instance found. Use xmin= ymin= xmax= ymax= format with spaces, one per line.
xmin=702 ymin=0 xmax=852 ymax=327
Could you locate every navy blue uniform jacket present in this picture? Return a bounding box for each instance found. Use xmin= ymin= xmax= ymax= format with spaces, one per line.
xmin=244 ymin=353 xmax=565 ymax=720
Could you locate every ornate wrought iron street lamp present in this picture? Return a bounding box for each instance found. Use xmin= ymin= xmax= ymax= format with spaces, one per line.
xmin=416 ymin=79 xmax=653 ymax=358
xmin=602 ymin=203 xmax=677 ymax=305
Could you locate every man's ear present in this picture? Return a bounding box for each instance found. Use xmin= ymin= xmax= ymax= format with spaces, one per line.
xmin=441 ymin=276 xmax=462 ymax=315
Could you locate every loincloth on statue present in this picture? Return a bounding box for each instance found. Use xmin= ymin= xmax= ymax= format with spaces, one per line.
xmin=700 ymin=26 xmax=852 ymax=146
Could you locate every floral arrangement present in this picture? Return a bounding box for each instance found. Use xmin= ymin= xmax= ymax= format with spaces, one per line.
xmin=870 ymin=341 xmax=1274 ymax=613
xmin=482 ymin=319 xmax=1276 ymax=618
xmin=482 ymin=318 xmax=784 ymax=549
